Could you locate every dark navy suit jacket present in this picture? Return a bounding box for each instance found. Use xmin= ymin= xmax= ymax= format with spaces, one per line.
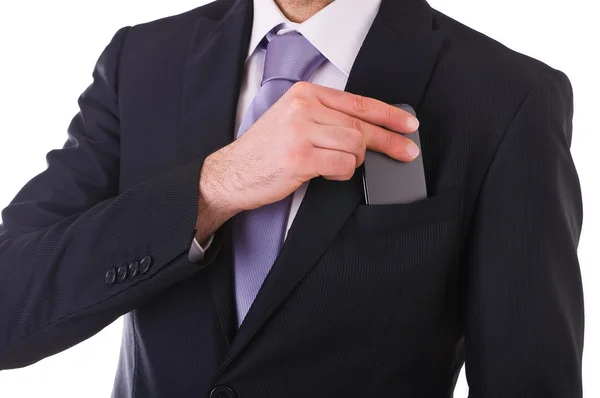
xmin=0 ymin=0 xmax=584 ymax=396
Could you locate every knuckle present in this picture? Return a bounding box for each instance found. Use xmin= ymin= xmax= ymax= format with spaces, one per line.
xmin=289 ymin=97 xmax=311 ymax=110
xmin=385 ymin=104 xmax=395 ymax=123
xmin=341 ymin=167 xmax=355 ymax=180
xmin=350 ymin=116 xmax=364 ymax=132
xmin=350 ymin=94 xmax=370 ymax=113
xmin=343 ymin=127 xmax=358 ymax=140
xmin=291 ymin=81 xmax=311 ymax=95
xmin=339 ymin=128 xmax=365 ymax=155
xmin=383 ymin=130 xmax=396 ymax=149
xmin=334 ymin=126 xmax=351 ymax=143
xmin=336 ymin=153 xmax=356 ymax=179
xmin=348 ymin=129 xmax=366 ymax=153
xmin=356 ymin=151 xmax=366 ymax=167
xmin=356 ymin=137 xmax=367 ymax=156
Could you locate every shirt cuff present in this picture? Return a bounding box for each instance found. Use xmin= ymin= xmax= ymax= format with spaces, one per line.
xmin=187 ymin=233 xmax=215 ymax=263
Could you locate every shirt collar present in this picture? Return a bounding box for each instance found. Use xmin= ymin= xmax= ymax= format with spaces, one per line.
xmin=247 ymin=0 xmax=382 ymax=76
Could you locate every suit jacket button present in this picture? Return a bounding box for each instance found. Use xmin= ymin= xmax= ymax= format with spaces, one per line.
xmin=210 ymin=386 xmax=235 ymax=398
xmin=140 ymin=256 xmax=152 ymax=274
xmin=105 ymin=268 xmax=117 ymax=285
xmin=116 ymin=264 xmax=128 ymax=283
xmin=128 ymin=261 xmax=139 ymax=278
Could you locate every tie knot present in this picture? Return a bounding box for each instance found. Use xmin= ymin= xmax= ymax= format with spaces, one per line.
xmin=262 ymin=31 xmax=326 ymax=86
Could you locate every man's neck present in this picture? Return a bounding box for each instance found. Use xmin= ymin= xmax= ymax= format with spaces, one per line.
xmin=274 ymin=0 xmax=335 ymax=23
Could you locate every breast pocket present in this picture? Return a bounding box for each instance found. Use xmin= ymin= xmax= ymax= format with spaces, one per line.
xmin=351 ymin=188 xmax=464 ymax=232
xmin=319 ymin=188 xmax=465 ymax=324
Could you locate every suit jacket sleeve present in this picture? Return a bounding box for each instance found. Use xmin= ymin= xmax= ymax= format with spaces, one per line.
xmin=464 ymin=68 xmax=584 ymax=397
xmin=0 ymin=27 xmax=221 ymax=369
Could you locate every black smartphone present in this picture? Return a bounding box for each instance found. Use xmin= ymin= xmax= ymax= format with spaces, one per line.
xmin=362 ymin=104 xmax=427 ymax=205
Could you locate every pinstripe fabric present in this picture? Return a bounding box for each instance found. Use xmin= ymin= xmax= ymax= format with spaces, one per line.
xmin=0 ymin=0 xmax=583 ymax=397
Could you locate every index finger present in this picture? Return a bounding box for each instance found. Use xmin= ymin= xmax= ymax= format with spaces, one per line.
xmin=313 ymin=86 xmax=420 ymax=134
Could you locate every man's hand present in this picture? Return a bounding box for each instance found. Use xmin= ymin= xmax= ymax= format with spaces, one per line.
xmin=199 ymin=82 xmax=421 ymax=223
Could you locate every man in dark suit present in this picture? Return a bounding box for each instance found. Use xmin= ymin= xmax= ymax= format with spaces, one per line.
xmin=0 ymin=0 xmax=584 ymax=396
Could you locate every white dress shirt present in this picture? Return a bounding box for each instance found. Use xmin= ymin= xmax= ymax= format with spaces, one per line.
xmin=189 ymin=0 xmax=381 ymax=262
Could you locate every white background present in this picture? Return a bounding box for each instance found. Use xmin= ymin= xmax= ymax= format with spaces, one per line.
xmin=0 ymin=0 xmax=597 ymax=396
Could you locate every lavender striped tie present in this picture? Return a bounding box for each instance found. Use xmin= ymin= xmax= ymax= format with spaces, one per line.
xmin=233 ymin=31 xmax=326 ymax=326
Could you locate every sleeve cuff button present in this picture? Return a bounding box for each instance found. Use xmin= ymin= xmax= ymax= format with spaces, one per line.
xmin=117 ymin=264 xmax=128 ymax=283
xmin=105 ymin=268 xmax=117 ymax=285
xmin=140 ymin=256 xmax=152 ymax=274
xmin=128 ymin=261 xmax=139 ymax=278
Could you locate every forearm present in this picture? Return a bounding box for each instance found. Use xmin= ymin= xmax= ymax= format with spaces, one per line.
xmin=0 ymin=159 xmax=213 ymax=369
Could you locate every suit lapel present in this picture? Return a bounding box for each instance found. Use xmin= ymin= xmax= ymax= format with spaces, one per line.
xmin=215 ymin=0 xmax=447 ymax=376
xmin=180 ymin=0 xmax=253 ymax=346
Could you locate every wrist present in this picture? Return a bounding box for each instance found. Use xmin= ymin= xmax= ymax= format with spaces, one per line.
xmin=196 ymin=153 xmax=240 ymax=232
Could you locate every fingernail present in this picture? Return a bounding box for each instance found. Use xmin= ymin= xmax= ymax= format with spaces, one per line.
xmin=406 ymin=142 xmax=420 ymax=158
xmin=407 ymin=117 xmax=419 ymax=131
